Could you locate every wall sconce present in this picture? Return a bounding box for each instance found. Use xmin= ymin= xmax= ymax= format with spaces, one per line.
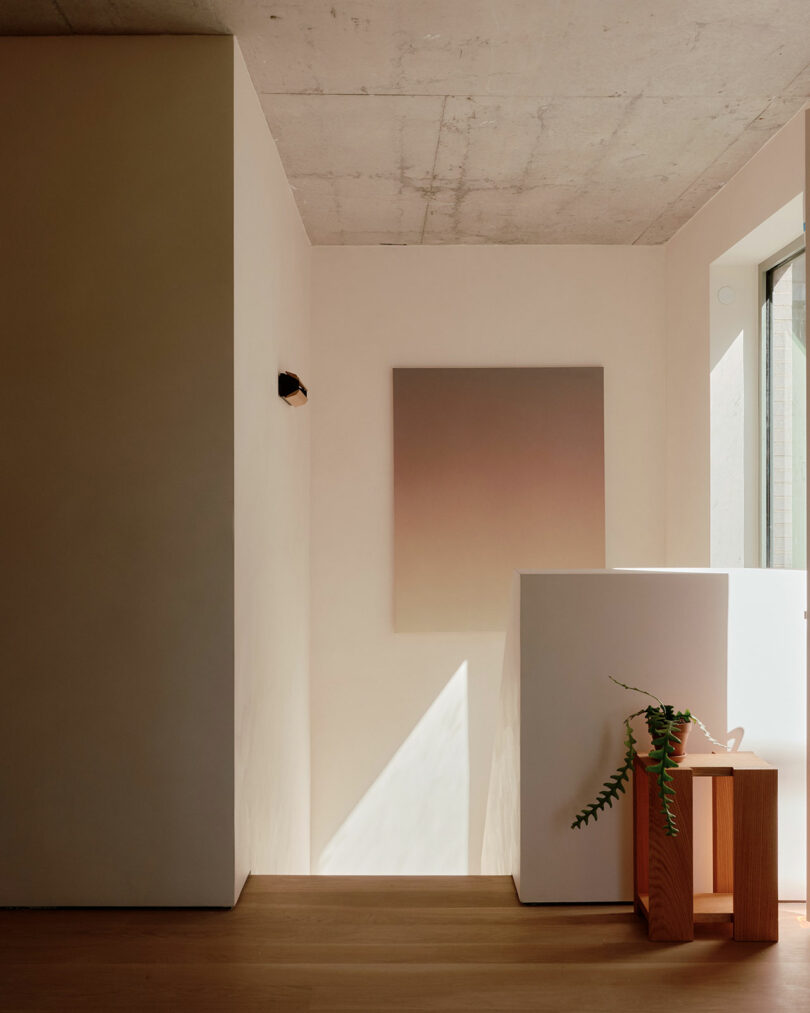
xmin=278 ymin=371 xmax=308 ymax=406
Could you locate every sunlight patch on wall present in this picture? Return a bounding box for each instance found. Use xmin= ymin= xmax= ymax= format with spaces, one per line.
xmin=710 ymin=327 xmax=745 ymax=566
xmin=316 ymin=662 xmax=470 ymax=874
xmin=726 ymin=568 xmax=807 ymax=900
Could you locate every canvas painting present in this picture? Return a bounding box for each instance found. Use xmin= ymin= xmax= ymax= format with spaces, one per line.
xmin=393 ymin=366 xmax=606 ymax=631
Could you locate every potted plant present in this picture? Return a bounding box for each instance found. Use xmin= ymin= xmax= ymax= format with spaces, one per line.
xmin=570 ymin=678 xmax=726 ymax=837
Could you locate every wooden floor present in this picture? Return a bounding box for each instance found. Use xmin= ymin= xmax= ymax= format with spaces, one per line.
xmin=1 ymin=876 xmax=809 ymax=1012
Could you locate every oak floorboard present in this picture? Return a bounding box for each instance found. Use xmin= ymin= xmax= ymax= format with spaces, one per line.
xmin=0 ymin=877 xmax=807 ymax=1012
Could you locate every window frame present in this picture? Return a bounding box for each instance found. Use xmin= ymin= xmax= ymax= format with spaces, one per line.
xmin=760 ymin=237 xmax=806 ymax=567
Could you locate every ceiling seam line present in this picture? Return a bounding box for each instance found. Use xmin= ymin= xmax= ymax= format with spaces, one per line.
xmin=257 ymin=91 xmax=751 ymax=99
xmin=780 ymin=58 xmax=810 ymax=95
xmin=419 ymin=94 xmax=448 ymax=245
xmin=50 ymin=0 xmax=74 ymax=31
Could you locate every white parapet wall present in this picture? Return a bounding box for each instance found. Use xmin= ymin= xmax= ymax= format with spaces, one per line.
xmin=483 ymin=569 xmax=807 ymax=903
xmin=726 ymin=568 xmax=807 ymax=900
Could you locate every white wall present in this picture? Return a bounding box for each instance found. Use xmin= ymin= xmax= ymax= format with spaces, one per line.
xmin=806 ymin=108 xmax=810 ymax=915
xmin=726 ymin=568 xmax=806 ymax=900
xmin=709 ymin=195 xmax=804 ymax=568
xmin=483 ymin=569 xmax=806 ymax=901
xmin=0 ymin=36 xmax=313 ymax=906
xmin=666 ymin=110 xmax=805 ymax=564
xmin=310 ymin=245 xmax=667 ymax=873
xmin=488 ymin=571 xmax=729 ymax=902
xmin=710 ymin=264 xmax=759 ymax=566
xmin=0 ymin=36 xmax=236 ymax=906
xmin=3 ymin=36 xmax=803 ymax=894
xmin=233 ymin=44 xmax=311 ymax=890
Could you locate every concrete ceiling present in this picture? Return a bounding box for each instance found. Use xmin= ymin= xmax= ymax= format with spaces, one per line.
xmin=5 ymin=1 xmax=810 ymax=244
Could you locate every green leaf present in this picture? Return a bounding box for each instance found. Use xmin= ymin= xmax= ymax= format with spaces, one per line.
xmin=571 ymin=718 xmax=637 ymax=831
xmin=647 ymin=716 xmax=683 ymax=835
xmin=575 ymin=678 xmax=727 ymax=837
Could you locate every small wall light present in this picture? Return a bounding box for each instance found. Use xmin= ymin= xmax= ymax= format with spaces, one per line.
xmin=278 ymin=371 xmax=308 ymax=406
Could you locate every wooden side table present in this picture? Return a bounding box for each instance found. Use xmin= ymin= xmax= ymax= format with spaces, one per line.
xmin=633 ymin=751 xmax=778 ymax=942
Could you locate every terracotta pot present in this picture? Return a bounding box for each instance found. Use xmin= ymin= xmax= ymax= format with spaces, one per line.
xmin=670 ymin=721 xmax=691 ymax=760
xmin=648 ymin=721 xmax=692 ymax=761
xmin=650 ymin=720 xmax=691 ymax=761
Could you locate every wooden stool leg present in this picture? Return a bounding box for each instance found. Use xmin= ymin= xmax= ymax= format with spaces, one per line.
xmin=712 ymin=776 xmax=734 ymax=893
xmin=633 ymin=755 xmax=649 ymax=915
xmin=648 ymin=767 xmax=694 ymax=941
xmin=733 ymin=769 xmax=778 ymax=941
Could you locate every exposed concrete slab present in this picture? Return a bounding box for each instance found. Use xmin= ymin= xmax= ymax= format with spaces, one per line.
xmin=261 ymin=93 xmax=442 ymax=243
xmin=423 ymin=180 xmax=680 ymax=246
xmin=261 ymin=94 xmax=442 ymax=194
xmin=432 ymin=96 xmax=632 ymax=190
xmin=293 ymin=191 xmax=428 ymax=246
xmin=58 ymin=0 xmax=225 ymax=34
xmin=637 ymin=95 xmax=810 ymax=243
xmin=3 ymin=0 xmax=810 ymax=243
xmin=228 ymin=1 xmax=810 ymax=101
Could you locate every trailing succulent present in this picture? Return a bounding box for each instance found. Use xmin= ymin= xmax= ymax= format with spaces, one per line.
xmin=570 ymin=677 xmax=725 ymax=837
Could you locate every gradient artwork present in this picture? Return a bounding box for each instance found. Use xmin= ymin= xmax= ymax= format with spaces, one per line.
xmin=393 ymin=367 xmax=605 ymax=632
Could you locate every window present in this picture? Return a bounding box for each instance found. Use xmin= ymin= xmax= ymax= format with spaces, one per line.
xmin=764 ymin=247 xmax=806 ymax=568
